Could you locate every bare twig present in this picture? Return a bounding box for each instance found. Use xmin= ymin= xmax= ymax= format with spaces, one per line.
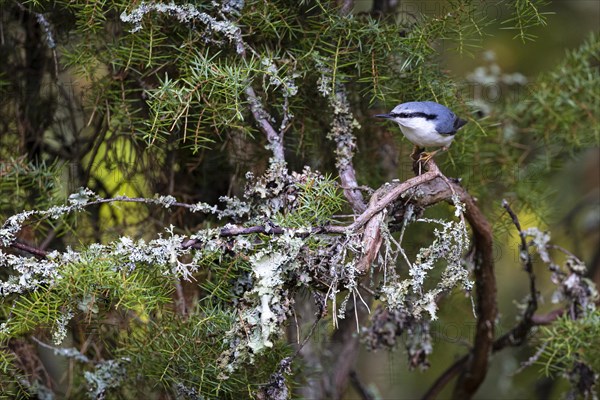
xmin=336 ymin=0 xmax=354 ymax=15
xmin=10 ymin=241 xmax=48 ymax=258
xmin=501 ymin=199 xmax=538 ymax=332
xmin=245 ymin=86 xmax=285 ymax=162
xmin=292 ymin=315 xmax=322 ymax=359
xmin=212 ymin=15 xmax=286 ymax=164
xmin=530 ymin=308 xmax=564 ymax=325
xmin=349 ymin=370 xmax=376 ymax=400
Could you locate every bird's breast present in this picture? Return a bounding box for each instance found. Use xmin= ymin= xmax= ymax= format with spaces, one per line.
xmin=397 ymin=119 xmax=454 ymax=147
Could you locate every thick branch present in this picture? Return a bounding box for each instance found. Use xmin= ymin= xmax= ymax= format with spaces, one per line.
xmin=318 ymin=301 xmax=371 ymax=399
xmin=327 ymin=87 xmax=366 ymax=213
xmin=451 ymin=186 xmax=496 ymax=399
xmin=347 ymin=163 xmax=441 ymax=232
xmin=339 ymin=162 xmax=366 ymax=213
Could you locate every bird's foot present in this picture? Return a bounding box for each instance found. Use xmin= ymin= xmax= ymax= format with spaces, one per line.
xmin=417 ymin=146 xmax=448 ymax=164
xmin=413 ymin=147 xmax=448 ymax=175
xmin=417 ymin=151 xmax=434 ymax=165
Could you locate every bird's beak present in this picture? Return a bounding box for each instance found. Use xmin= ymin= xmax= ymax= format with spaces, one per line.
xmin=375 ymin=114 xmax=391 ymax=119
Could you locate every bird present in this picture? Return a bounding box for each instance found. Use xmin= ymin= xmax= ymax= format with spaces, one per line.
xmin=375 ymin=101 xmax=467 ymax=164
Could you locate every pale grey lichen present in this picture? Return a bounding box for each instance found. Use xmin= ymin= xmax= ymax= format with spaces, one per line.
xmin=218 ymin=0 xmax=244 ymax=15
xmin=155 ymin=194 xmax=177 ymax=208
xmin=68 ymin=187 xmax=99 ymax=206
xmin=52 ymin=310 xmax=74 ymax=345
xmin=120 ymin=2 xmax=245 ymax=54
xmin=1 ymin=220 xmax=203 ymax=297
xmin=323 ymin=86 xmax=361 ymax=171
xmin=245 ymin=233 xmax=303 ymax=352
xmin=78 ymin=294 xmax=99 ymax=314
xmin=175 ymin=382 xmax=202 ymax=399
xmin=113 ymin=225 xmax=198 ymax=281
xmin=522 ymin=227 xmax=552 ymax=264
xmin=217 ymin=196 xmax=252 ymax=220
xmin=262 ymin=58 xmax=297 ymax=97
xmin=0 ymin=248 xmax=75 ymax=295
xmin=315 ymin=67 xmax=363 ymax=212
xmin=218 ymin=231 xmax=305 ymax=375
xmin=313 ymin=52 xmax=333 ymax=97
xmin=190 ymin=201 xmax=219 ymax=214
xmin=518 ymin=225 xmax=597 ymax=316
xmin=84 ymin=358 xmax=130 ymax=399
xmin=33 ymin=338 xmax=91 ymax=363
xmin=1 ymin=188 xmax=99 ymax=247
xmin=34 ymin=12 xmax=56 ymax=49
xmin=363 ymin=201 xmax=471 ymax=370
xmin=380 ymin=211 xmax=471 ymax=321
xmin=0 ymin=210 xmax=36 ymax=246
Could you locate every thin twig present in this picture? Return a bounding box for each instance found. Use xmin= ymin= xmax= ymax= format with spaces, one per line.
xmin=233 ymin=30 xmax=285 ymax=163
xmin=502 ymin=199 xmax=538 ymax=325
xmin=292 ymin=315 xmax=322 ymax=359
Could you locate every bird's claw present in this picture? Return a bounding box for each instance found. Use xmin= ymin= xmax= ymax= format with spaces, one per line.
xmin=417 ymin=152 xmax=434 ymax=164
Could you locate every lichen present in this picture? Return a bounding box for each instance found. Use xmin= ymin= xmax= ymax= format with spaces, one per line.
xmin=120 ymin=2 xmax=245 ymax=53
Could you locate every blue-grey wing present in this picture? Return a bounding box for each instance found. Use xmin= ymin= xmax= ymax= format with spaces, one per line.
xmin=436 ymin=111 xmax=467 ymax=135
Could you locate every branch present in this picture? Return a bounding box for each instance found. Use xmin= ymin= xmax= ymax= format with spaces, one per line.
xmin=324 ymin=302 xmax=371 ymax=398
xmin=530 ymin=308 xmax=564 ymax=325
xmin=339 ymin=160 xmax=366 ymax=213
xmin=501 ymin=200 xmax=538 ymax=332
xmin=347 ymin=163 xmax=441 ymax=231
xmin=10 ymin=241 xmax=48 ymax=258
xmin=335 ymin=0 xmax=354 ymax=15
xmin=349 ymin=370 xmax=376 ymax=400
xmin=245 ymin=86 xmax=285 ymax=163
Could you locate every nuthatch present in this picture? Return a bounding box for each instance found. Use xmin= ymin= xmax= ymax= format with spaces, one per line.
xmin=376 ymin=101 xmax=467 ymax=162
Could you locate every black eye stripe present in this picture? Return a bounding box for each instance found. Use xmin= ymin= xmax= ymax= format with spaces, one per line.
xmin=390 ymin=112 xmax=437 ymax=120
